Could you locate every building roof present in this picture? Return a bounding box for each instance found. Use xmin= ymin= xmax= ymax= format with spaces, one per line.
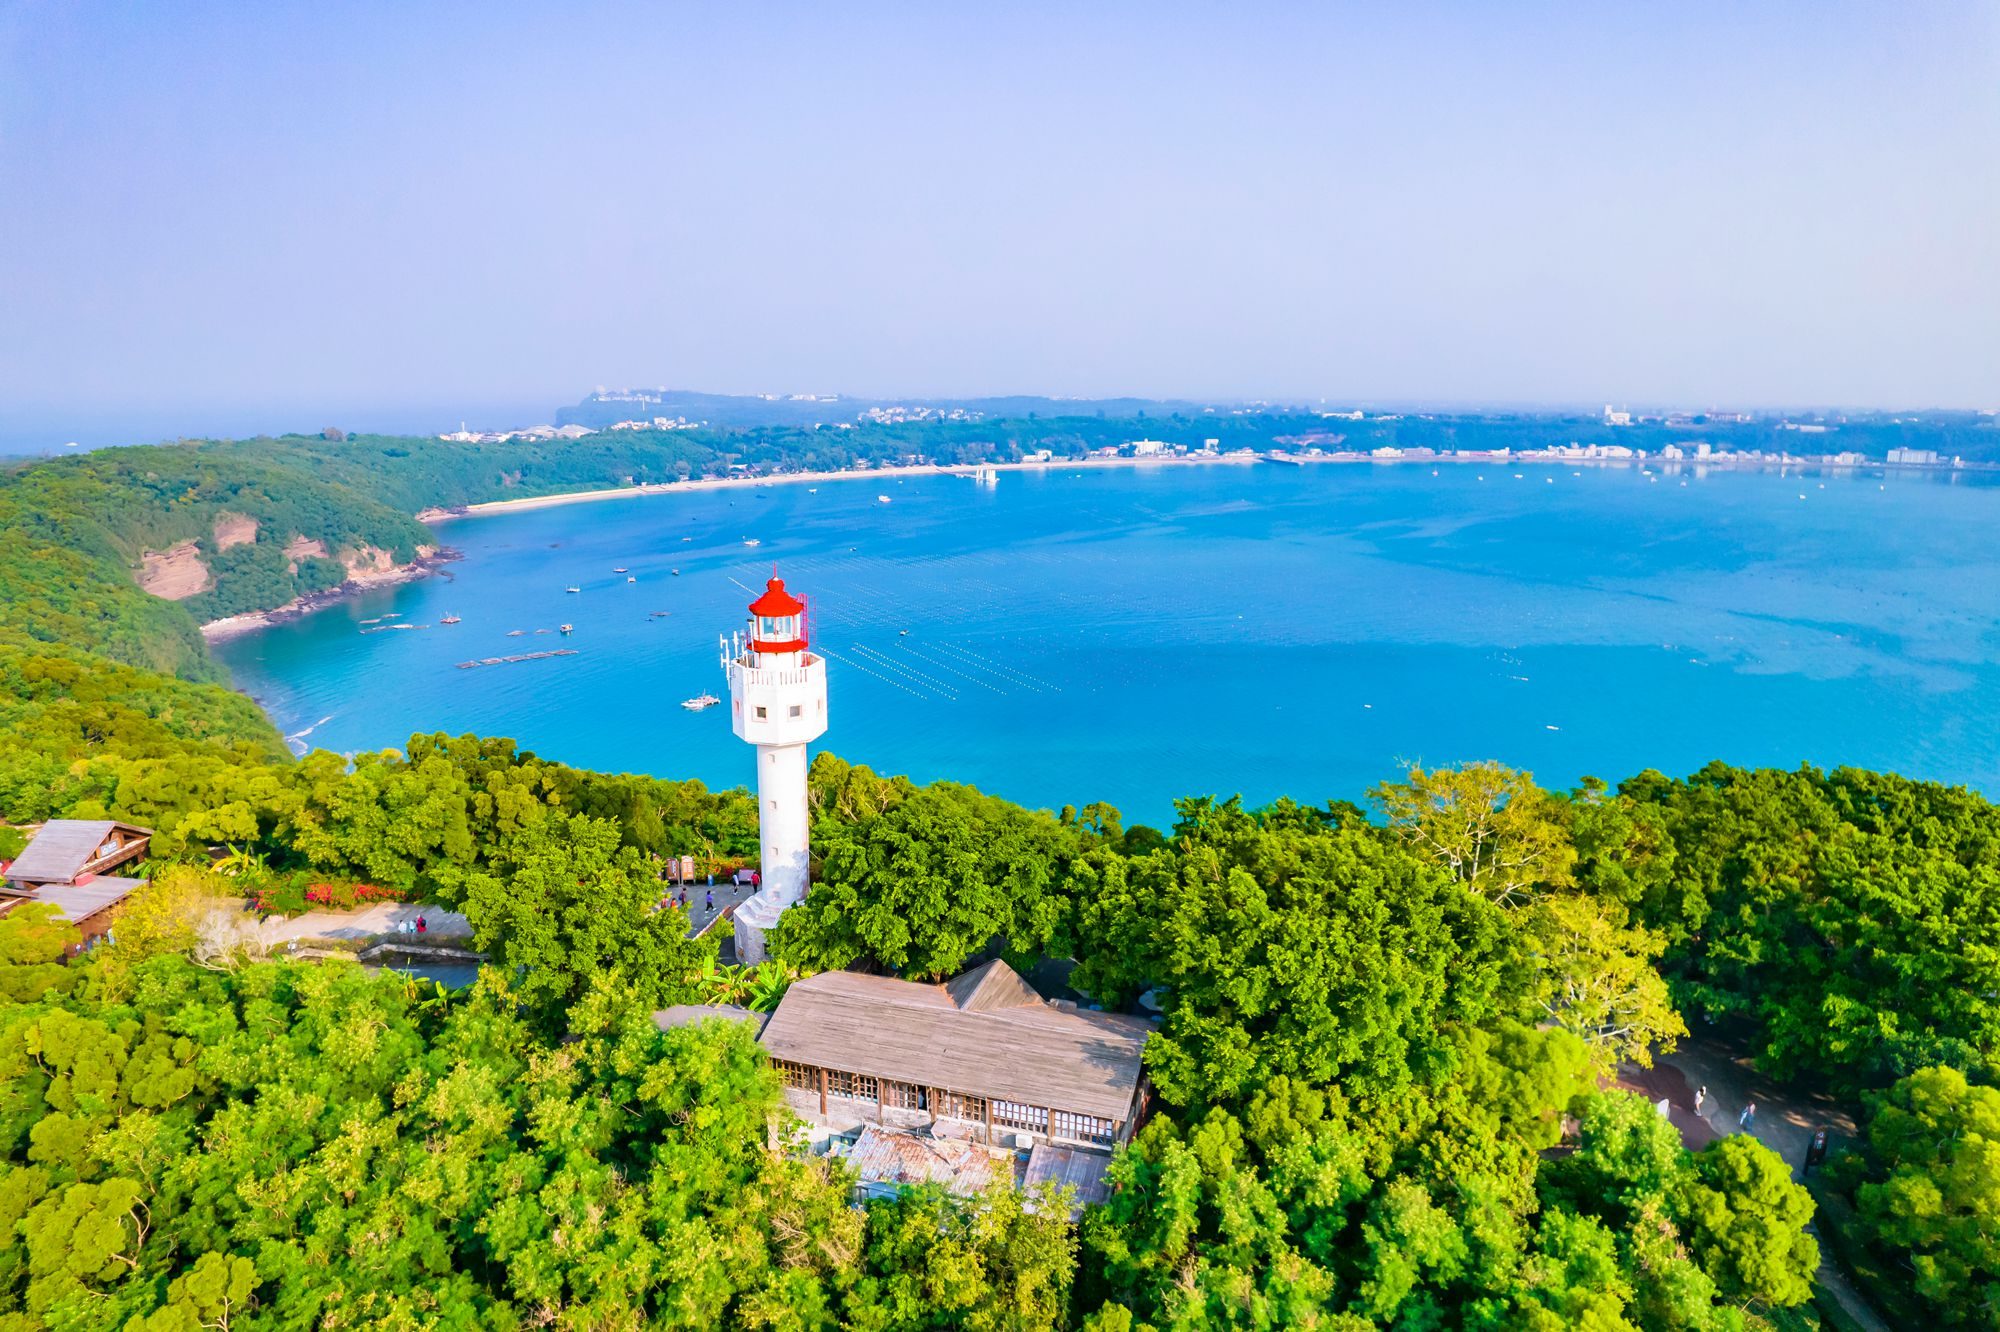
xmin=652 ymin=1004 xmax=768 ymax=1037
xmin=748 ymin=577 xmax=805 ymax=617
xmin=1023 ymin=1142 xmax=1115 ymax=1214
xmin=759 ymin=959 xmax=1152 ymax=1121
xmin=837 ymin=1124 xmax=1001 ymax=1196
xmin=0 ymin=876 xmax=146 ymax=924
xmin=5 ymin=820 xmax=152 ymax=886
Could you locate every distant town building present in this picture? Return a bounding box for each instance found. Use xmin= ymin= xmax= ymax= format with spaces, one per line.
xmin=1128 ymin=439 xmax=1169 ymax=456
xmin=1887 ymin=447 xmax=1941 ymax=465
xmin=1604 ymin=406 xmax=1633 ymax=427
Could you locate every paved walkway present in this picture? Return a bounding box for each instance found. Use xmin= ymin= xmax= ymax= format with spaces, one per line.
xmin=670 ymin=877 xmax=759 ymax=939
xmin=1631 ymin=1031 xmax=1888 ymax=1332
xmin=212 ymin=900 xmax=474 ymax=948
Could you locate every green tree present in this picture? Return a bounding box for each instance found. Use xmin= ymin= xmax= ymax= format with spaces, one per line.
xmin=0 ymin=905 xmax=79 ymax=1004
xmin=849 ymin=1183 xmax=1076 ymax=1332
xmin=1850 ymin=1066 xmax=2000 ymax=1324
xmin=1373 ymin=761 xmax=1577 ymax=907
xmin=777 ymin=769 xmax=1086 ymax=979
xmin=1679 ymin=1135 xmax=1819 ymax=1309
xmin=432 ymin=812 xmax=712 ymax=1014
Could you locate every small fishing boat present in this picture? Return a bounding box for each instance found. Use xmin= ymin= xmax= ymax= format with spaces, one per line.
xmin=439 ymin=614 xmax=462 ymax=625
xmin=507 ymin=629 xmax=525 ymax=636
xmin=899 ymin=629 xmax=910 ymax=636
xmin=681 ymin=693 xmax=721 ymax=711
xmin=743 ymin=538 xmax=761 ymax=547
xmin=613 ymin=567 xmax=628 ymax=573
xmin=626 ymin=575 xmax=637 ymax=583
xmin=649 ymin=611 xmax=670 ymax=618
xmin=877 ymin=495 xmax=892 ymax=504
xmin=671 ymin=568 xmax=680 ymax=576
xmin=559 ymin=624 xmax=574 ymax=635
xmin=565 ymin=585 xmax=581 ymax=593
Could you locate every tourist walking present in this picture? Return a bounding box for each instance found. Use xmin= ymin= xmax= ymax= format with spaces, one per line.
xmin=1694 ymin=1085 xmax=1707 ymax=1116
xmin=1738 ymin=1101 xmax=1756 ymax=1131
xmin=704 ymin=890 xmax=715 ymax=913
xmin=417 ymin=915 xmax=427 ymax=935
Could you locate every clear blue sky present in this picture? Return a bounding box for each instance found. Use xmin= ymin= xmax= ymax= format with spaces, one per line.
xmin=1 ymin=1 xmax=1994 ymax=442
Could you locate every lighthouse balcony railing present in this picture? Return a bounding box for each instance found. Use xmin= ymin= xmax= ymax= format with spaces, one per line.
xmin=728 ymin=657 xmax=821 ymax=689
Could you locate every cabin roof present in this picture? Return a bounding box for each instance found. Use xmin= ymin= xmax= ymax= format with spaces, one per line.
xmin=1023 ymin=1141 xmax=1115 ymax=1214
xmin=0 ymin=876 xmax=147 ymax=924
xmin=5 ymin=820 xmax=152 ymax=886
xmin=759 ymin=959 xmax=1151 ymax=1121
xmin=651 ymin=1004 xmax=768 ymax=1037
xmin=839 ymin=1124 xmax=1001 ymax=1195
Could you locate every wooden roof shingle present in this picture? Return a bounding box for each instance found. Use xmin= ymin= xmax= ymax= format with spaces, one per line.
xmin=759 ymin=960 xmax=1151 ymax=1121
xmin=5 ymin=820 xmax=151 ymax=886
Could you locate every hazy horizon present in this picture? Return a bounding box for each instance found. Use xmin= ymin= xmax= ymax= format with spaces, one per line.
xmin=3 ymin=1 xmax=1995 ymax=436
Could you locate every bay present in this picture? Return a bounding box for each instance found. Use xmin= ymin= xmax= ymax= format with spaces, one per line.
xmin=214 ymin=461 xmax=2000 ymax=825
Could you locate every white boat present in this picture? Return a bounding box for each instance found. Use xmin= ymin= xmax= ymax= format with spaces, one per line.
xmin=626 ymin=575 xmax=637 ymax=582
xmin=681 ymin=693 xmax=721 ymax=711
xmin=743 ymin=538 xmax=761 ymax=547
xmin=558 ymin=624 xmax=574 ymax=635
xmin=877 ymin=495 xmax=892 ymax=503
xmin=565 ymin=585 xmax=581 ymax=593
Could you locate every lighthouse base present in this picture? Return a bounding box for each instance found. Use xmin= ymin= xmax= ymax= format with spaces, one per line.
xmin=731 ymin=887 xmax=792 ymax=967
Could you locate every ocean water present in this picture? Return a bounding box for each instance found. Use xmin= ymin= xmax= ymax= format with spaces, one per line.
xmin=214 ymin=462 xmax=2000 ymax=825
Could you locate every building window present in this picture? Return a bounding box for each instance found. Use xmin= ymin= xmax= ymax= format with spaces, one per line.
xmin=789 ymin=704 xmax=802 ymax=717
xmin=933 ymin=1089 xmax=987 ymax=1124
xmin=1050 ymin=1109 xmax=1115 ymax=1145
xmin=772 ymin=1059 xmax=817 ymax=1092
xmin=827 ymin=1069 xmax=879 ymax=1102
xmin=993 ymin=1100 xmax=1048 ymax=1134
xmin=755 ymin=705 xmax=767 ymax=719
xmin=884 ymin=1081 xmax=926 ymax=1111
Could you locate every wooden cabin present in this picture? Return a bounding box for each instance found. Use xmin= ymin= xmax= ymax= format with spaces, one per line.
xmin=756 ymin=958 xmax=1153 ymax=1151
xmin=0 ymin=819 xmax=153 ymax=942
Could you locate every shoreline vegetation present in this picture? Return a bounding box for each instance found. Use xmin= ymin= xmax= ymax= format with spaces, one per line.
xmin=1 ymin=416 xmax=1993 ymax=1328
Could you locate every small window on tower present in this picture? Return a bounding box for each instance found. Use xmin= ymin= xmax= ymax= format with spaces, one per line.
xmin=789 ymin=704 xmax=802 ymax=718
xmin=754 ymin=705 xmax=767 ymax=719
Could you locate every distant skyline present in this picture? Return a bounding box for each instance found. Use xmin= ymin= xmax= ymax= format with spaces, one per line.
xmin=2 ymin=0 xmax=1995 ymax=449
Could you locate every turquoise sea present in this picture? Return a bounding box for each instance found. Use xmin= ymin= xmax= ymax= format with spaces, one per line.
xmin=214 ymin=462 xmax=2000 ymax=825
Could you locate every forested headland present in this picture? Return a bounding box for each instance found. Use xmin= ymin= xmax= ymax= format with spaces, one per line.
xmin=0 ymin=430 xmax=1993 ymax=1330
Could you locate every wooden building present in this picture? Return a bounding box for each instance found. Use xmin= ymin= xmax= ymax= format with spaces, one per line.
xmin=0 ymin=819 xmax=153 ymax=941
xmin=756 ymin=959 xmax=1152 ymax=1150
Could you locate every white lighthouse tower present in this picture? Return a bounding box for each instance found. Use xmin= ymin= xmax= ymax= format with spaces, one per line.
xmin=719 ymin=575 xmax=828 ymax=965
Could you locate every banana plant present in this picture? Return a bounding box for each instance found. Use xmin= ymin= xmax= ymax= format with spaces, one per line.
xmin=744 ymin=962 xmax=799 ymax=1013
xmin=214 ymin=844 xmax=268 ymax=880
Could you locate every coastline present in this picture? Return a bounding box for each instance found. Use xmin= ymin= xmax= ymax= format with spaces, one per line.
xmin=419 ymin=453 xmax=1263 ymax=522
xmin=200 ymin=546 xmax=460 ymax=642
xmin=416 ymin=447 xmax=1983 ymax=526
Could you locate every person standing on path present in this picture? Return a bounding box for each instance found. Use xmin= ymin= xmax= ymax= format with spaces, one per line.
xmin=1738 ymin=1101 xmax=1757 ymax=1131
xmin=1694 ymin=1086 xmax=1708 ymax=1116
xmin=705 ymin=889 xmax=715 ymax=914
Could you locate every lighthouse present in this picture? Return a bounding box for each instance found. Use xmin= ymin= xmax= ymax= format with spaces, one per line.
xmin=719 ymin=575 xmax=828 ymax=965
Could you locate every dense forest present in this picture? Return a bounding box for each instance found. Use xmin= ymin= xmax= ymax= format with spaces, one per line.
xmin=0 ymin=432 xmax=1993 ymax=1328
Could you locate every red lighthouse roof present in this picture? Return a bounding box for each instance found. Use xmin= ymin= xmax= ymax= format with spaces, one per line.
xmin=749 ymin=577 xmax=805 ymax=617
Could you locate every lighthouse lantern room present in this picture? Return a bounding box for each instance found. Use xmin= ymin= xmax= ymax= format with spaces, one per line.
xmin=720 ymin=575 xmax=828 ymax=964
